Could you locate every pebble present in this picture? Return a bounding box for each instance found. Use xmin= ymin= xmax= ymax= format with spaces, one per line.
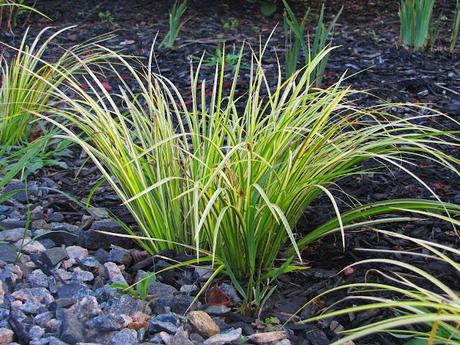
xmin=72 ymin=268 xmax=95 ymax=282
xmin=276 ymin=340 xmax=291 ymax=345
xmin=148 ymin=314 xmax=179 ymax=334
xmin=330 ymin=320 xmax=345 ymax=334
xmin=75 ymin=296 xmax=101 ymax=319
xmin=0 ymin=228 xmax=29 ymax=242
xmin=12 ymin=288 xmax=54 ymax=306
xmin=104 ymin=262 xmax=127 ymax=285
xmin=40 ymin=247 xmax=68 ymax=267
xmin=110 ymin=328 xmax=137 ymax=345
xmin=56 ymin=282 xmax=91 ymax=299
xmin=108 ymin=246 xmax=132 ymax=266
xmin=66 ymin=246 xmax=89 ymax=262
xmin=205 ymin=305 xmax=231 ymax=315
xmin=148 ymin=281 xmax=178 ymax=298
xmin=59 ymin=309 xmax=85 ymax=344
xmin=86 ymin=314 xmax=128 ymax=331
xmin=0 ymin=218 xmax=26 ymax=230
xmin=15 ymin=239 xmax=46 ymax=253
xmin=0 ymin=328 xmax=14 ymax=344
xmin=0 ymin=243 xmax=17 ymax=263
xmin=187 ymin=311 xmax=220 ymax=337
xmin=29 ymin=325 xmax=45 ymax=340
xmin=203 ymin=328 xmax=242 ymax=345
xmin=0 ymin=283 xmax=4 ymax=305
xmin=248 ymin=331 xmax=287 ymax=343
xmin=304 ymin=328 xmax=330 ymax=345
xmin=27 ymin=269 xmax=49 ymax=288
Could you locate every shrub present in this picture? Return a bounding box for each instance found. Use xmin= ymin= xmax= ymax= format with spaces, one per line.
xmin=399 ymin=0 xmax=435 ymax=50
xmin=299 ymin=228 xmax=460 ymax=344
xmin=42 ymin=44 xmax=459 ymax=308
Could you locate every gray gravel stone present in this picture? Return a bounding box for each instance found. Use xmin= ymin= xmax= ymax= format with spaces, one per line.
xmin=34 ymin=311 xmax=54 ymax=327
xmin=0 ymin=205 xmax=11 ymax=215
xmin=108 ymin=246 xmax=132 ymax=266
xmin=78 ymin=256 xmax=101 ymax=269
xmin=29 ymin=325 xmax=45 ymax=340
xmin=12 ymin=288 xmax=54 ymax=311
xmin=148 ymin=313 xmax=179 ymax=334
xmin=66 ymin=246 xmax=89 ymax=262
xmin=48 ymin=212 xmax=64 ymax=223
xmin=15 ymin=238 xmax=46 ymax=254
xmin=72 ymin=268 xmax=94 ymax=283
xmin=205 ymin=305 xmax=231 ymax=315
xmin=27 ymin=269 xmax=49 ymax=288
xmin=107 ymin=294 xmax=144 ymax=315
xmin=57 ymin=282 xmax=92 ymax=299
xmin=0 ymin=328 xmax=14 ymax=344
xmin=148 ymin=281 xmax=178 ymax=298
xmin=104 ymin=262 xmax=127 ymax=285
xmin=203 ymin=328 xmax=242 ymax=345
xmin=110 ymin=328 xmax=137 ymax=345
xmin=0 ymin=228 xmax=29 ymax=242
xmin=86 ymin=314 xmax=126 ymax=331
xmin=59 ymin=309 xmax=85 ymax=344
xmin=0 ymin=218 xmax=26 ymax=230
xmin=40 ymin=247 xmax=68 ymax=267
xmin=304 ymin=328 xmax=330 ymax=345
xmin=83 ymin=220 xmax=132 ymax=250
xmin=75 ymin=296 xmax=101 ymax=319
xmin=0 ymin=243 xmax=17 ymax=263
xmin=3 ymin=181 xmax=27 ymax=202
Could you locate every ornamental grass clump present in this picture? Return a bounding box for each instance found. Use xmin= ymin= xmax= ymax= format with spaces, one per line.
xmin=299 ymin=228 xmax=460 ymax=344
xmin=41 ymin=43 xmax=460 ymax=306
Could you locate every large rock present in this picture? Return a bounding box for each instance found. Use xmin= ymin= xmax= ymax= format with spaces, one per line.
xmin=187 ymin=311 xmax=219 ymax=337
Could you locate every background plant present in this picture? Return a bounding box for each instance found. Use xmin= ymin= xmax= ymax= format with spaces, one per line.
xmin=160 ymin=0 xmax=188 ymax=49
xmin=399 ymin=0 xmax=435 ymax=50
xmin=299 ymin=228 xmax=460 ymax=345
xmin=194 ymin=47 xmax=241 ymax=68
xmin=0 ymin=0 xmax=49 ymax=31
xmin=283 ymin=1 xmax=341 ymax=86
xmin=42 ymin=43 xmax=460 ymax=309
xmin=451 ymin=0 xmax=460 ymax=51
xmin=98 ymin=9 xmax=114 ymax=24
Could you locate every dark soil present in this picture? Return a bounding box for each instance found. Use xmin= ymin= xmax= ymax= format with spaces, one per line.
xmin=1 ymin=0 xmax=459 ymax=344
